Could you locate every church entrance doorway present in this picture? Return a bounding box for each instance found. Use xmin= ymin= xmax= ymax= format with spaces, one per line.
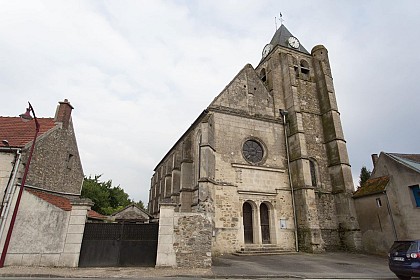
xmin=243 ymin=202 xmax=253 ymax=244
xmin=260 ymin=203 xmax=270 ymax=244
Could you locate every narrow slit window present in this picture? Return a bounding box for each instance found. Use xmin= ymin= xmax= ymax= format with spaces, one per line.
xmin=66 ymin=153 xmax=74 ymax=169
xmin=309 ymin=160 xmax=317 ymax=187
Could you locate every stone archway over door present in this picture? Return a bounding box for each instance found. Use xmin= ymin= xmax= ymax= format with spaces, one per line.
xmin=243 ymin=202 xmax=253 ymax=244
xmin=260 ymin=203 xmax=270 ymax=244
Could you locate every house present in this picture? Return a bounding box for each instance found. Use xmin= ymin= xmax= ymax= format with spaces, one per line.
xmin=148 ymin=24 xmax=361 ymax=255
xmin=0 ymin=99 xmax=93 ymax=267
xmin=110 ymin=204 xmax=153 ymax=223
xmin=353 ymin=152 xmax=420 ymax=255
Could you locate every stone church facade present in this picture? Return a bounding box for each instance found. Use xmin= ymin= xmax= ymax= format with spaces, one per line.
xmin=149 ymin=25 xmax=361 ymax=255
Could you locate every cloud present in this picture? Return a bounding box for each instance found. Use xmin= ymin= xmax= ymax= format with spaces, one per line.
xmin=1 ymin=0 xmax=419 ymax=203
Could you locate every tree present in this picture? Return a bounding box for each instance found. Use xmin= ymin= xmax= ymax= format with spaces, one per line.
xmin=358 ymin=166 xmax=372 ymax=189
xmin=134 ymin=200 xmax=145 ymax=210
xmin=109 ymin=186 xmax=130 ymax=208
xmin=81 ymin=175 xmax=144 ymax=215
xmin=81 ymin=175 xmax=110 ymax=213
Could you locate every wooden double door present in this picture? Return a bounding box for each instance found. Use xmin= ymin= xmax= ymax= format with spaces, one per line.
xmin=243 ymin=202 xmax=270 ymax=244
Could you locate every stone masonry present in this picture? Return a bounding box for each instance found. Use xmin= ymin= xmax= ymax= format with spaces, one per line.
xmin=156 ymin=204 xmax=211 ymax=268
xmin=149 ymin=24 xmax=361 ymax=256
xmin=173 ymin=214 xmax=212 ymax=268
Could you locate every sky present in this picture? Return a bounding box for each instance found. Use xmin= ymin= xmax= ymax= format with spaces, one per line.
xmin=1 ymin=1 xmax=419 ymax=204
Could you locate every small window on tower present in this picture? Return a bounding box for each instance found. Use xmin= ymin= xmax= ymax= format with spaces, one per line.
xmin=260 ymin=68 xmax=267 ymax=82
xmin=300 ymin=60 xmax=310 ymax=75
xmin=376 ymin=198 xmax=382 ymax=207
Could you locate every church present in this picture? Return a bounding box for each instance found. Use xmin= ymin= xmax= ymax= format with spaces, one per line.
xmin=148 ymin=24 xmax=361 ymax=254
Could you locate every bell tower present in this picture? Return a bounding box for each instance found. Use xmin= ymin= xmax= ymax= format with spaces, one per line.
xmin=255 ymin=24 xmax=361 ymax=252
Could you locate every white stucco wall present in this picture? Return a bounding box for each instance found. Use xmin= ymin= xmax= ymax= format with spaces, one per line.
xmin=371 ymin=154 xmax=420 ymax=240
xmin=4 ymin=191 xmax=70 ymax=266
xmin=354 ymin=193 xmax=394 ymax=255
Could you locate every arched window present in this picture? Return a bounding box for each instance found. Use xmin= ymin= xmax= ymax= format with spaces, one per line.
xmin=299 ymin=59 xmax=309 ymax=80
xmin=260 ymin=68 xmax=267 ymax=82
xmin=300 ymin=60 xmax=310 ymax=75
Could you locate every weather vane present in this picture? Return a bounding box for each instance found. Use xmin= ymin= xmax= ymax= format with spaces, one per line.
xmin=275 ymin=13 xmax=284 ymax=30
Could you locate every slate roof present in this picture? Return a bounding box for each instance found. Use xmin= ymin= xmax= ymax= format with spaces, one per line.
xmin=0 ymin=117 xmax=56 ymax=148
xmin=386 ymin=153 xmax=420 ymax=173
xmin=269 ymin=24 xmax=309 ymax=54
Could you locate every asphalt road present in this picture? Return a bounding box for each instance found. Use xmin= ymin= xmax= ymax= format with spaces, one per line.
xmin=1 ymin=251 xmax=419 ymax=279
xmin=212 ymin=252 xmax=398 ymax=279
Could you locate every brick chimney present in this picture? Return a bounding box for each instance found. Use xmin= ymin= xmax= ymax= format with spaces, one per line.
xmin=54 ymin=99 xmax=74 ymax=129
xmin=371 ymin=153 xmax=379 ymax=168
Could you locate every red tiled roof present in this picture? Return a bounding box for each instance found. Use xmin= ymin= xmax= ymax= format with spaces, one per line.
xmin=26 ymin=189 xmax=105 ymax=219
xmin=0 ymin=117 xmax=56 ymax=148
xmin=353 ymin=176 xmax=390 ymax=198
xmin=88 ymin=210 xmax=107 ymax=220
xmin=26 ymin=188 xmax=72 ymax=211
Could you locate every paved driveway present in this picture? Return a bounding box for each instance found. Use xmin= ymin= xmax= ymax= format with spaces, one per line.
xmin=212 ymin=252 xmax=400 ymax=279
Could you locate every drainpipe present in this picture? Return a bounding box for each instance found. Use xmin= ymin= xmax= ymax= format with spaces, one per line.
xmin=0 ymin=148 xmax=22 ymax=242
xmin=280 ymin=109 xmax=299 ymax=252
xmin=384 ymin=190 xmax=398 ymax=241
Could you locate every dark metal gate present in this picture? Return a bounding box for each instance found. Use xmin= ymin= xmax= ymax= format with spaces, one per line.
xmin=79 ymin=223 xmax=159 ymax=267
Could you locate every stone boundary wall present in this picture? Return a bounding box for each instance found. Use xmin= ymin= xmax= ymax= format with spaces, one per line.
xmin=156 ymin=203 xmax=212 ymax=268
xmin=3 ymin=191 xmax=92 ymax=267
xmin=174 ymin=213 xmax=212 ymax=268
xmin=58 ymin=202 xmax=92 ymax=267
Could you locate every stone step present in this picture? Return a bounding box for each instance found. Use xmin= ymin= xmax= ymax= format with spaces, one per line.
xmin=233 ymin=246 xmax=295 ymax=256
xmin=232 ymin=252 xmax=292 ymax=256
xmin=233 ymin=250 xmax=294 ymax=256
